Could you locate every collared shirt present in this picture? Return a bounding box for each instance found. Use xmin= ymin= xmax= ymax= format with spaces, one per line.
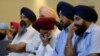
xmin=25 ymin=32 xmax=41 ymax=56
xmin=75 ymin=23 xmax=100 ymax=56
xmin=53 ymin=29 xmax=76 ymax=56
xmin=36 ymin=28 xmax=60 ymax=56
xmin=27 ymin=27 xmax=60 ymax=56
xmin=8 ymin=25 xmax=40 ymax=56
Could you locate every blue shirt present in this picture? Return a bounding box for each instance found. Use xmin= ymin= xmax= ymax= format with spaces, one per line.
xmin=53 ymin=29 xmax=76 ymax=56
xmin=75 ymin=23 xmax=100 ymax=56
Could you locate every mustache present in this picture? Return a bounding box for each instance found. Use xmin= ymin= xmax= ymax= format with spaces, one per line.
xmin=20 ymin=20 xmax=27 ymax=27
xmin=75 ymin=24 xmax=87 ymax=35
xmin=74 ymin=24 xmax=81 ymax=28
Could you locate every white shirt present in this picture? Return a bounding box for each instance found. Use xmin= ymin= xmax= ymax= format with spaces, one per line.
xmin=7 ymin=25 xmax=40 ymax=56
xmin=26 ymin=31 xmax=41 ymax=56
xmin=74 ymin=23 xmax=100 ymax=56
xmin=36 ymin=27 xmax=60 ymax=56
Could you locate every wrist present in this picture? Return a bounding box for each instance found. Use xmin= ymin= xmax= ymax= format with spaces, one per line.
xmin=43 ymin=42 xmax=48 ymax=46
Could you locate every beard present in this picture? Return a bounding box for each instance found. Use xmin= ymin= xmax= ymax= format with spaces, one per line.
xmin=0 ymin=32 xmax=6 ymax=40
xmin=55 ymin=21 xmax=63 ymax=30
xmin=75 ymin=23 xmax=87 ymax=36
xmin=18 ymin=20 xmax=27 ymax=37
xmin=60 ymin=20 xmax=71 ymax=29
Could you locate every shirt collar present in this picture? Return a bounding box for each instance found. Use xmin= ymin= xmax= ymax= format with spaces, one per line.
xmin=76 ymin=23 xmax=95 ymax=38
xmin=26 ymin=24 xmax=32 ymax=30
xmin=81 ymin=23 xmax=95 ymax=38
xmin=85 ymin=23 xmax=95 ymax=33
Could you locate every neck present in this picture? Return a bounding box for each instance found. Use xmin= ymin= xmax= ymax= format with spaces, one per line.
xmin=27 ymin=22 xmax=32 ymax=27
xmin=85 ymin=21 xmax=91 ymax=29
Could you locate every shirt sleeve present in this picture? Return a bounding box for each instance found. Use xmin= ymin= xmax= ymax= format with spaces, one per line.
xmin=88 ymin=29 xmax=100 ymax=55
xmin=52 ymin=34 xmax=60 ymax=56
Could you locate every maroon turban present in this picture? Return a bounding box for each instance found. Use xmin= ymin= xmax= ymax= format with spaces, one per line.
xmin=32 ymin=17 xmax=56 ymax=31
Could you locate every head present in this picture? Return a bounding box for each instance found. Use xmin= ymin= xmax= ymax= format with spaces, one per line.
xmin=20 ymin=7 xmax=37 ymax=27
xmin=32 ymin=17 xmax=56 ymax=37
xmin=74 ymin=5 xmax=98 ymax=35
xmin=39 ymin=6 xmax=61 ymax=31
xmin=59 ymin=11 xmax=73 ymax=29
xmin=10 ymin=21 xmax=19 ymax=37
xmin=18 ymin=7 xmax=37 ymax=36
xmin=0 ymin=23 xmax=8 ymax=40
xmin=39 ymin=29 xmax=52 ymax=38
xmin=57 ymin=1 xmax=74 ymax=29
xmin=39 ymin=6 xmax=57 ymax=19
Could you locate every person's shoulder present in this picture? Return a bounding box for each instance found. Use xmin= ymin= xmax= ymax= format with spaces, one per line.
xmin=93 ymin=24 xmax=100 ymax=31
xmin=27 ymin=25 xmax=38 ymax=32
xmin=25 ymin=26 xmax=40 ymax=37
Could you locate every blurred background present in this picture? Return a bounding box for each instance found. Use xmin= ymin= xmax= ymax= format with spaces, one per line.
xmin=0 ymin=0 xmax=100 ymax=25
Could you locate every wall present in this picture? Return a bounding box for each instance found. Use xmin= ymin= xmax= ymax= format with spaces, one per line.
xmin=0 ymin=0 xmax=100 ymax=26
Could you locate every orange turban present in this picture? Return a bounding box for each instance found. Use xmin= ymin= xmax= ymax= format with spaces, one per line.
xmin=39 ymin=6 xmax=57 ymax=19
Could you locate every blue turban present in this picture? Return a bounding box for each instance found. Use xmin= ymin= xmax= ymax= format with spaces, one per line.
xmin=57 ymin=1 xmax=74 ymax=20
xmin=20 ymin=7 xmax=37 ymax=22
xmin=74 ymin=5 xmax=98 ymax=23
xmin=0 ymin=23 xmax=8 ymax=30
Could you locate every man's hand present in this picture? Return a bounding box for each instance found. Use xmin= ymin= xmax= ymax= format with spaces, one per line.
xmin=64 ymin=23 xmax=78 ymax=56
xmin=40 ymin=33 xmax=49 ymax=46
xmin=5 ymin=42 xmax=26 ymax=52
xmin=5 ymin=43 xmax=14 ymax=52
xmin=67 ymin=23 xmax=78 ymax=39
xmin=68 ymin=23 xmax=78 ymax=34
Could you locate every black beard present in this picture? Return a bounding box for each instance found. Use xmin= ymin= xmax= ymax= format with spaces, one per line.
xmin=63 ymin=23 xmax=70 ymax=29
xmin=55 ymin=21 xmax=63 ymax=30
xmin=20 ymin=20 xmax=27 ymax=27
xmin=0 ymin=33 xmax=6 ymax=40
xmin=75 ymin=24 xmax=87 ymax=36
xmin=18 ymin=20 xmax=27 ymax=37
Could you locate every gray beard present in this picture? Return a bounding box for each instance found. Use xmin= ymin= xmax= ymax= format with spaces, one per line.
xmin=18 ymin=26 xmax=27 ymax=37
xmin=18 ymin=20 xmax=27 ymax=37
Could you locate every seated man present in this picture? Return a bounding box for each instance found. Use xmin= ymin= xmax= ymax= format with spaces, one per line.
xmin=64 ymin=5 xmax=100 ymax=56
xmin=5 ymin=7 xmax=39 ymax=56
xmin=0 ymin=23 xmax=9 ymax=40
xmin=10 ymin=21 xmax=20 ymax=38
xmin=53 ymin=1 xmax=75 ymax=56
xmin=26 ymin=17 xmax=56 ymax=56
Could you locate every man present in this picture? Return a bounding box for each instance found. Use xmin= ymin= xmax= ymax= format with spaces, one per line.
xmin=7 ymin=21 xmax=20 ymax=40
xmin=52 ymin=1 xmax=74 ymax=56
xmin=10 ymin=21 xmax=19 ymax=38
xmin=6 ymin=7 xmax=39 ymax=56
xmin=26 ymin=6 xmax=60 ymax=56
xmin=64 ymin=5 xmax=100 ymax=56
xmin=0 ymin=23 xmax=8 ymax=40
xmin=32 ymin=17 xmax=56 ymax=56
xmin=39 ymin=6 xmax=60 ymax=42
xmin=0 ymin=23 xmax=12 ymax=56
xmin=39 ymin=6 xmax=62 ymax=31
